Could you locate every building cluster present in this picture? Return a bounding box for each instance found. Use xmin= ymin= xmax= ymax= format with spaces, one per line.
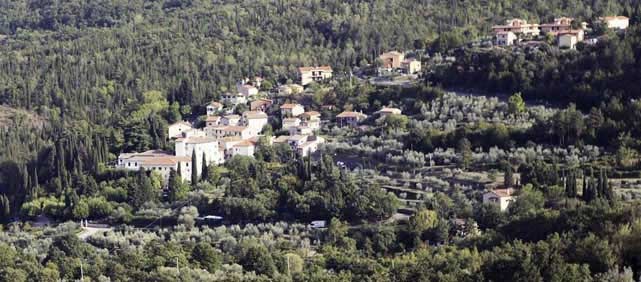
xmin=492 ymin=16 xmax=629 ymax=49
xmin=118 ymin=75 xmax=332 ymax=182
xmin=378 ymin=51 xmax=422 ymax=74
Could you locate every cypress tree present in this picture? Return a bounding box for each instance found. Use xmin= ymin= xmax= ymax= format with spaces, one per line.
xmin=191 ymin=149 xmax=198 ymax=184
xmin=504 ymin=163 xmax=514 ymax=187
xmin=201 ymin=152 xmax=208 ymax=182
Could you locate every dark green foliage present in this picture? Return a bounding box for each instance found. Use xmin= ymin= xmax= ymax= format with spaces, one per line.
xmin=191 ymin=149 xmax=198 ymax=185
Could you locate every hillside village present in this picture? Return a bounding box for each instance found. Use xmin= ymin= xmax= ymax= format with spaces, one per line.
xmin=5 ymin=0 xmax=641 ymax=280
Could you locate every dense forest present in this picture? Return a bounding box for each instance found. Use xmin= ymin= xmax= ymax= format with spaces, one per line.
xmin=2 ymin=0 xmax=641 ymax=281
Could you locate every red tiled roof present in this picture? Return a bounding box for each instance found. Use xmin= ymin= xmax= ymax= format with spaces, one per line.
xmin=336 ymin=111 xmax=364 ymax=118
xmin=280 ymin=103 xmax=302 ymax=109
xmin=298 ymin=66 xmax=332 ymax=72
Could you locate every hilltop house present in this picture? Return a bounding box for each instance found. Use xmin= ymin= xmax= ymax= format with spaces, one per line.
xmin=495 ymin=31 xmax=517 ymax=46
xmin=482 ymin=188 xmax=516 ymax=211
xmin=379 ymin=51 xmax=405 ymax=69
xmin=300 ymin=111 xmax=321 ymax=130
xmin=492 ymin=19 xmax=540 ymax=36
xmin=221 ymin=92 xmax=247 ymax=105
xmin=282 ymin=117 xmax=302 ymax=130
xmin=117 ymin=150 xmax=191 ymax=182
xmin=336 ymin=111 xmax=367 ymax=127
xmin=274 ymin=135 xmax=325 ymax=157
xmin=250 ymin=99 xmax=273 ymax=111
xmin=242 ymin=111 xmax=268 ymax=132
xmin=208 ymin=125 xmax=257 ymax=140
xmin=599 ymin=16 xmax=629 ymax=30
xmin=206 ymin=101 xmax=224 ymax=116
xmin=221 ymin=114 xmax=241 ymax=126
xmin=401 ymin=59 xmax=422 ymax=74
xmin=168 ymin=121 xmax=193 ymax=139
xmin=375 ymin=107 xmax=402 ymax=116
xmin=231 ymin=139 xmax=256 ymax=158
xmin=280 ymin=103 xmax=305 ymax=118
xmin=175 ymin=136 xmax=225 ymax=173
xmin=237 ymin=84 xmax=259 ymax=97
xmin=540 ymin=17 xmax=574 ymax=34
xmin=299 ymin=66 xmax=333 ymax=86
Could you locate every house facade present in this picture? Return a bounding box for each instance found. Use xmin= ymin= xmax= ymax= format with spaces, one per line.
xmin=492 ymin=18 xmax=540 ymax=36
xmin=482 ymin=189 xmax=516 ymax=211
xmin=599 ymin=16 xmax=629 ymax=29
xmin=299 ymin=66 xmax=333 ymax=86
xmin=168 ymin=121 xmax=193 ymax=139
xmin=379 ymin=51 xmax=405 ymax=69
xmin=336 ymin=111 xmax=367 ymax=127
xmin=206 ymin=101 xmax=224 ymax=116
xmin=175 ymin=137 xmax=225 ymax=175
xmin=280 ymin=103 xmax=305 ymax=118
xmin=242 ymin=111 xmax=268 ymax=132
xmin=117 ymin=150 xmax=191 ymax=182
xmin=496 ymin=31 xmax=517 ymax=46
xmin=540 ymin=17 xmax=573 ymax=34
xmin=401 ymin=59 xmax=422 ymax=74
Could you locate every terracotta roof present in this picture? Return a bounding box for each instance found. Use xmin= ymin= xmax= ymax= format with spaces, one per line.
xmin=223 ymin=114 xmax=240 ymax=119
xmin=224 ymin=126 xmax=248 ymax=132
xmin=288 ymin=135 xmax=309 ymax=142
xmin=233 ymin=140 xmax=256 ymax=147
xmin=243 ymin=111 xmax=268 ymax=119
xmin=208 ymin=101 xmax=223 ymax=108
xmin=336 ymin=111 xmax=364 ymax=118
xmin=298 ymin=66 xmax=332 ymax=72
xmin=601 ymin=16 xmax=629 ymax=20
xmin=175 ymin=137 xmax=218 ymax=144
xmin=301 ymin=111 xmax=321 ymax=118
xmin=206 ymin=116 xmax=221 ymax=122
xmin=273 ymin=136 xmax=290 ymax=143
xmin=380 ymin=51 xmax=403 ymax=57
xmin=141 ymin=156 xmax=190 ymax=166
xmin=280 ymin=103 xmax=302 ymax=109
xmin=487 ymin=189 xmax=514 ymax=198
xmin=169 ymin=121 xmax=191 ymax=128
xmin=378 ymin=107 xmax=401 ymax=113
xmin=283 ymin=118 xmax=301 ymax=123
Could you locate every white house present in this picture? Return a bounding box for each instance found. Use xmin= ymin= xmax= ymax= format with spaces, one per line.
xmin=274 ymin=135 xmax=324 ymax=157
xmin=297 ymin=136 xmax=325 ymax=157
xmin=559 ymin=34 xmax=578 ymax=49
xmin=599 ymin=16 xmax=629 ymax=30
xmin=496 ymin=31 xmax=517 ymax=46
xmin=282 ymin=118 xmax=301 ymax=130
xmin=482 ymin=189 xmax=516 ymax=211
xmin=206 ymin=101 xmax=224 ymax=116
xmin=289 ymin=125 xmax=313 ymax=136
xmin=336 ymin=111 xmax=367 ymax=127
xmin=231 ymin=140 xmax=256 ymax=157
xmin=299 ymin=66 xmax=333 ymax=86
xmin=221 ymin=114 xmax=241 ymax=126
xmin=208 ymin=126 xmax=257 ymax=140
xmin=117 ymin=150 xmax=191 ymax=182
xmin=221 ymin=93 xmax=247 ymax=105
xmin=174 ymin=137 xmax=225 ymax=175
xmin=168 ymin=121 xmax=193 ymax=139
xmin=375 ymin=107 xmax=402 ymax=116
xmin=237 ymin=84 xmax=259 ymax=97
xmin=280 ymin=103 xmax=305 ymax=117
xmin=179 ymin=128 xmax=206 ymax=138
xmin=401 ymin=59 xmax=422 ymax=74
xmin=242 ymin=111 xmax=268 ymax=132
